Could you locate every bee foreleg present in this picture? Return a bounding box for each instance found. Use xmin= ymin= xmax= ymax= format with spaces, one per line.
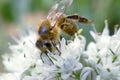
xmin=66 ymin=14 xmax=93 ymax=24
xmin=40 ymin=53 xmax=44 ymax=63
xmin=58 ymin=39 xmax=61 ymax=49
xmin=51 ymin=39 xmax=61 ymax=56
xmin=45 ymin=53 xmax=54 ymax=64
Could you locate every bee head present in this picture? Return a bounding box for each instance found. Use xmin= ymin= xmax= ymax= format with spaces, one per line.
xmin=36 ymin=40 xmax=52 ymax=53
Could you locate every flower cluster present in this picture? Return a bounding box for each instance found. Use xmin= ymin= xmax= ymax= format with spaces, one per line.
xmin=0 ymin=20 xmax=120 ymax=80
xmin=85 ymin=20 xmax=120 ymax=80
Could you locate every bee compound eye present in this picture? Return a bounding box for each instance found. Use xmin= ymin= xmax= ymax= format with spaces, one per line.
xmin=35 ymin=40 xmax=42 ymax=48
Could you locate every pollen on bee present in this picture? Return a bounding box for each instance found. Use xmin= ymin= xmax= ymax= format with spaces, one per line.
xmin=77 ymin=29 xmax=83 ymax=35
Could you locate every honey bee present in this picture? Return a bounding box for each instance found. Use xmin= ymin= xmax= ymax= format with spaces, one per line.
xmin=35 ymin=0 xmax=92 ymax=63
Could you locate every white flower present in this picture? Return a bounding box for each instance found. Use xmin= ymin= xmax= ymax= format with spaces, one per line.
xmin=90 ymin=20 xmax=120 ymax=53
xmin=0 ymin=20 xmax=120 ymax=80
xmin=35 ymin=35 xmax=87 ymax=80
xmin=0 ymin=73 xmax=21 ymax=80
xmin=2 ymin=27 xmax=41 ymax=72
xmin=86 ymin=20 xmax=120 ymax=80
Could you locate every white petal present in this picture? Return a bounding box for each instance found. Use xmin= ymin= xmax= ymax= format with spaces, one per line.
xmin=0 ymin=73 xmax=21 ymax=80
xmin=102 ymin=20 xmax=109 ymax=35
xmin=80 ymin=67 xmax=93 ymax=80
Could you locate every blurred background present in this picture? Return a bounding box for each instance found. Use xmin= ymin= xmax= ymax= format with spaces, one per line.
xmin=0 ymin=0 xmax=120 ymax=72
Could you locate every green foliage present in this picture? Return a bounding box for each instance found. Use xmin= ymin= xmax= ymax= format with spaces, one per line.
xmin=1 ymin=0 xmax=120 ymax=30
xmin=0 ymin=0 xmax=13 ymax=22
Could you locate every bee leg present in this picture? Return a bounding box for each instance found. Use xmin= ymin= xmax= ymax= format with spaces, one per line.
xmin=51 ymin=39 xmax=61 ymax=56
xmin=66 ymin=14 xmax=93 ymax=24
xmin=60 ymin=35 xmax=63 ymax=40
xmin=45 ymin=53 xmax=54 ymax=64
xmin=60 ymin=23 xmax=77 ymax=36
xmin=40 ymin=53 xmax=44 ymax=63
xmin=58 ymin=35 xmax=63 ymax=49
xmin=58 ymin=40 xmax=61 ymax=50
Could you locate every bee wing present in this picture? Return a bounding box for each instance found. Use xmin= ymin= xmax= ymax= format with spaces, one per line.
xmin=47 ymin=0 xmax=73 ymax=28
